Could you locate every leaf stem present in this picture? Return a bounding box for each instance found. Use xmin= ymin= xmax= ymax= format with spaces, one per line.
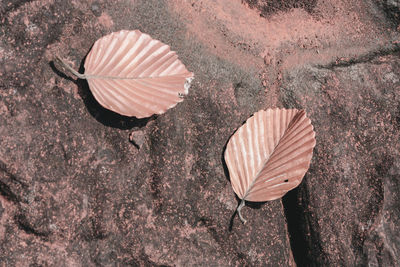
xmin=237 ymin=199 xmax=247 ymax=224
xmin=55 ymin=56 xmax=86 ymax=79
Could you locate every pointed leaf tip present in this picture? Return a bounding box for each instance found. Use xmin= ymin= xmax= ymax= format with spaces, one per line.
xmin=82 ymin=30 xmax=193 ymax=118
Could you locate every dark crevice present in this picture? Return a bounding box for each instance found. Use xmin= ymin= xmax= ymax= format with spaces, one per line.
xmin=0 ymin=181 xmax=20 ymax=203
xmin=316 ymin=44 xmax=400 ymax=69
xmin=243 ymin=0 xmax=317 ymax=17
xmin=377 ymin=1 xmax=400 ymax=26
xmin=282 ymin=187 xmax=312 ymax=267
xmin=128 ymin=139 xmax=141 ymax=150
xmin=15 ymin=214 xmax=50 ymax=238
xmin=0 ymin=159 xmax=28 ymax=187
xmin=282 ymin=182 xmax=326 ymax=267
xmin=0 ymin=160 xmax=28 ymax=203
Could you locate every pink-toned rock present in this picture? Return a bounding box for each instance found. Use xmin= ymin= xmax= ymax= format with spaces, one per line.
xmin=281 ymin=54 xmax=400 ymax=266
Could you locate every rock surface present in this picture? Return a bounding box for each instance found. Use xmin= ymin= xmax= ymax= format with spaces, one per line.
xmin=0 ymin=0 xmax=399 ymax=266
xmin=281 ymin=55 xmax=400 ymax=266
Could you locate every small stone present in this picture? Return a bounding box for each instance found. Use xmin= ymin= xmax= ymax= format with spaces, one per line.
xmin=129 ymin=130 xmax=146 ymax=148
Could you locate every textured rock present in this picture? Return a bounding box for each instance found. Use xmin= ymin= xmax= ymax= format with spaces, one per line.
xmin=0 ymin=0 xmax=399 ymax=266
xmin=374 ymin=0 xmax=400 ymax=24
xmin=281 ymin=54 xmax=400 ymax=266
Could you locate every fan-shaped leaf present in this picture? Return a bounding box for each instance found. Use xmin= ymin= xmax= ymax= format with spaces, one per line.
xmin=57 ymin=30 xmax=193 ymax=118
xmin=224 ymin=108 xmax=316 ymax=223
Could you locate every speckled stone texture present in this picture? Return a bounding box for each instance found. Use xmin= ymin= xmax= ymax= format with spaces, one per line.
xmin=0 ymin=0 xmax=399 ymax=266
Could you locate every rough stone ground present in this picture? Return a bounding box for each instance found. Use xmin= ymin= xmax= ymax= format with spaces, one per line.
xmin=0 ymin=0 xmax=399 ymax=266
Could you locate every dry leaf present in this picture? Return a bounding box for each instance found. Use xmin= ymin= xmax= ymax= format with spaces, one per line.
xmin=56 ymin=30 xmax=193 ymax=118
xmin=224 ymin=108 xmax=316 ymax=223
